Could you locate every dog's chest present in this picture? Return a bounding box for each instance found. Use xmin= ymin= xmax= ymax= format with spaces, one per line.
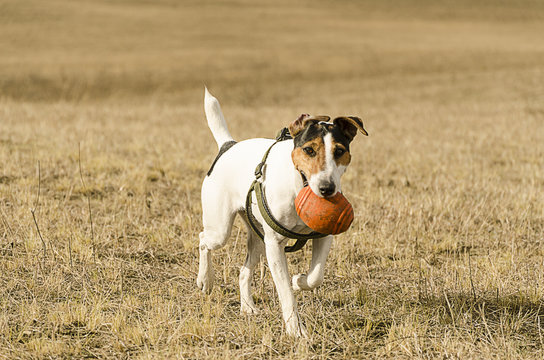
xmin=263 ymin=183 xmax=311 ymax=233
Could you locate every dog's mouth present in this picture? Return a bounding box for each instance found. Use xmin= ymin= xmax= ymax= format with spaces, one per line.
xmin=299 ymin=171 xmax=309 ymax=187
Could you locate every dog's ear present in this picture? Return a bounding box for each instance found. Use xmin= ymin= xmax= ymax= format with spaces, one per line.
xmin=333 ymin=116 xmax=368 ymax=141
xmin=288 ymin=114 xmax=330 ymax=137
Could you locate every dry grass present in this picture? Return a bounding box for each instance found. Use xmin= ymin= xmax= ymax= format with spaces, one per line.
xmin=1 ymin=0 xmax=544 ymax=358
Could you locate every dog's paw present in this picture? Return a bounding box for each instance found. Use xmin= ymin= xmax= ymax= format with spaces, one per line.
xmin=196 ymin=269 xmax=214 ymax=294
xmin=292 ymin=274 xmax=307 ymax=291
xmin=286 ymin=321 xmax=308 ymax=338
xmin=240 ymin=301 xmax=260 ymax=315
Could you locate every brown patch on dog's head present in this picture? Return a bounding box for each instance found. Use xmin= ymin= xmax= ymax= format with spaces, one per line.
xmin=291 ymin=136 xmax=327 ymax=180
xmin=331 ymin=138 xmax=352 ymax=167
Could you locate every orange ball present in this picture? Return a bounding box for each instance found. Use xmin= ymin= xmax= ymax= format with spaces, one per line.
xmin=294 ymin=186 xmax=354 ymax=235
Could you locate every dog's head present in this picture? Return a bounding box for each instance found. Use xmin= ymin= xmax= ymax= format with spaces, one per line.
xmin=288 ymin=114 xmax=368 ymax=198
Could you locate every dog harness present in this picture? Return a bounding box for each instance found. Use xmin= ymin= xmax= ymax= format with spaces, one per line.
xmin=245 ymin=128 xmax=327 ymax=253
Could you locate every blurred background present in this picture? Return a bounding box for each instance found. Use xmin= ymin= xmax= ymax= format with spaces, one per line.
xmin=2 ymin=0 xmax=543 ymax=107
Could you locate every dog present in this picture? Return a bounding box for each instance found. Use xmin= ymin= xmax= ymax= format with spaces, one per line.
xmin=197 ymin=88 xmax=367 ymax=337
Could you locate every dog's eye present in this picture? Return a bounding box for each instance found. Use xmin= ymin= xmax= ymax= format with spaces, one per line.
xmin=303 ymin=147 xmax=316 ymax=157
xmin=334 ymin=147 xmax=345 ymax=158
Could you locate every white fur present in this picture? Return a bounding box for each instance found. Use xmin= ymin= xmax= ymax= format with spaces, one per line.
xmin=308 ymin=132 xmax=347 ymax=197
xmin=204 ymin=87 xmax=234 ymax=148
xmin=197 ymin=90 xmax=336 ymax=337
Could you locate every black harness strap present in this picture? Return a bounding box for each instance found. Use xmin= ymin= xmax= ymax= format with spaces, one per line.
xmin=207 ymin=140 xmax=237 ymax=176
xmin=245 ymin=129 xmax=327 ymax=253
xmin=245 ymin=181 xmax=264 ymax=239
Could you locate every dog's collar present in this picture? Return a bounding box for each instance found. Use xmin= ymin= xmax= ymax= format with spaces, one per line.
xmin=245 ymin=130 xmax=327 ymax=253
xmin=275 ymin=127 xmax=292 ymax=141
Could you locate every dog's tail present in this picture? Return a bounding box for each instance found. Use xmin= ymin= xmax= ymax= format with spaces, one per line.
xmin=204 ymin=87 xmax=234 ymax=149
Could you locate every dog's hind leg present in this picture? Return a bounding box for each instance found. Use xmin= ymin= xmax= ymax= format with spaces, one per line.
xmin=292 ymin=235 xmax=333 ymax=291
xmin=197 ymin=186 xmax=236 ymax=293
xmin=238 ymin=218 xmax=264 ymax=314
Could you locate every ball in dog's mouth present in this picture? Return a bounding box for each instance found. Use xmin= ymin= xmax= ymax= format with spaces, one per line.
xmin=294 ymin=186 xmax=354 ymax=235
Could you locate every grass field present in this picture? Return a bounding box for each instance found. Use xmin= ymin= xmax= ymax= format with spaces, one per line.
xmin=1 ymin=0 xmax=544 ymax=358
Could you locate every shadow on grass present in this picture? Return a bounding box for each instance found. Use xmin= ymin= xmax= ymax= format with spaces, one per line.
xmin=419 ymin=290 xmax=544 ymax=326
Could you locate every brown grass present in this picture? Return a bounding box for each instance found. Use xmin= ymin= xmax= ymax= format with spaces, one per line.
xmin=1 ymin=0 xmax=544 ymax=358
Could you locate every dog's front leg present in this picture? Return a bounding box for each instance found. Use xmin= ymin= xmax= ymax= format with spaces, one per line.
xmin=264 ymin=234 xmax=307 ymax=337
xmin=292 ymin=235 xmax=333 ymax=291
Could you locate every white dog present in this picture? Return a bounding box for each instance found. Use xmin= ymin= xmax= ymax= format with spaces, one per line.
xmin=197 ymin=88 xmax=367 ymax=337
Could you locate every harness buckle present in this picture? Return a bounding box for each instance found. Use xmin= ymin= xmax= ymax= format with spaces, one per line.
xmin=254 ymin=162 xmax=264 ymax=178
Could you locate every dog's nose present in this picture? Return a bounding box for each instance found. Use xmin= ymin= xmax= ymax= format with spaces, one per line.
xmin=319 ymin=183 xmax=336 ymax=197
